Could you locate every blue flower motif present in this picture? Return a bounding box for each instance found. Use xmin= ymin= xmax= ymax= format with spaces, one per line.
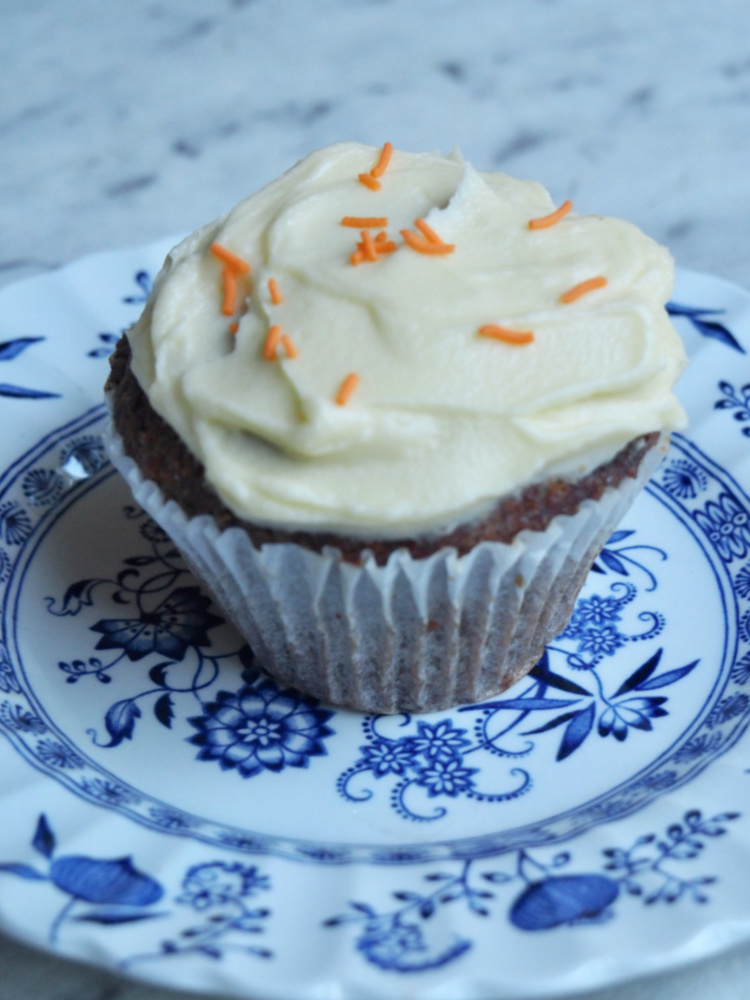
xmin=661 ymin=460 xmax=707 ymax=500
xmin=79 ymin=778 xmax=142 ymax=806
xmin=0 ymin=701 xmax=47 ymax=734
xmin=673 ymin=732 xmax=723 ymax=764
xmin=0 ymin=502 xmax=32 ymax=545
xmin=575 ymin=623 xmax=626 ymax=659
xmin=731 ymin=652 xmax=750 ymax=685
xmin=361 ymin=739 xmax=415 ymax=776
xmin=21 ymin=468 xmax=64 ymax=507
xmin=407 ymin=719 xmax=471 ymax=763
xmin=91 ymin=586 xmax=223 ymax=662
xmin=176 ymin=862 xmax=270 ymax=909
xmin=631 ymin=769 xmax=678 ymax=793
xmin=706 ymin=692 xmax=750 ymax=729
xmin=597 ymin=697 xmax=668 ymax=741
xmin=357 ymin=918 xmax=429 ymax=970
xmin=35 ymin=739 xmax=84 ymax=769
xmin=416 ymin=757 xmax=478 ymax=797
xmin=735 ymin=565 xmax=750 ymax=600
xmin=148 ymin=806 xmax=194 ymax=830
xmin=695 ymin=493 xmax=750 ymax=561
xmin=60 ymin=436 xmax=107 ymax=480
xmin=567 ymin=594 xmax=622 ymax=631
xmin=188 ymin=680 xmax=335 ymax=778
xmin=0 ymin=641 xmax=20 ymax=694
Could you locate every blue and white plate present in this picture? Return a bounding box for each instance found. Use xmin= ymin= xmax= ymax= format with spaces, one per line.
xmin=1 ymin=243 xmax=750 ymax=1000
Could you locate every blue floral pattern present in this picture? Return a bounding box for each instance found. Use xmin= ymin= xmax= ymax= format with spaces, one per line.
xmin=325 ymin=809 xmax=739 ymax=972
xmin=715 ymin=381 xmax=750 ymax=436
xmin=121 ymin=860 xmax=272 ymax=968
xmin=0 ymin=407 xmax=748 ymax=865
xmin=695 ymin=493 xmax=750 ymax=562
xmin=0 ymin=815 xmax=272 ymax=965
xmin=338 ymin=536 xmax=697 ymax=822
xmin=4 ymin=262 xmax=750 ymax=993
xmin=189 ymin=680 xmax=334 ymax=778
xmin=0 ymin=815 xmax=163 ymax=943
xmin=47 ymin=503 xmax=337 ymax=767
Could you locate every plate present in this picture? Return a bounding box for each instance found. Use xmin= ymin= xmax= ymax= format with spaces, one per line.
xmin=1 ymin=244 xmax=750 ymax=1000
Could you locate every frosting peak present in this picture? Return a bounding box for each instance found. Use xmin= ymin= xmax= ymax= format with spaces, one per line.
xmin=127 ymin=142 xmax=687 ymax=536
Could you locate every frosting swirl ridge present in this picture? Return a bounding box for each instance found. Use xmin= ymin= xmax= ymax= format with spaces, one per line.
xmin=127 ymin=142 xmax=687 ymax=536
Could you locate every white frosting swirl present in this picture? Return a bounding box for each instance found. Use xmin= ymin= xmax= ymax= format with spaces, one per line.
xmin=127 ymin=142 xmax=687 ymax=537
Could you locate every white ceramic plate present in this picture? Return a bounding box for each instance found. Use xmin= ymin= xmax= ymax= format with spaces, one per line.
xmin=1 ymin=243 xmax=750 ymax=1000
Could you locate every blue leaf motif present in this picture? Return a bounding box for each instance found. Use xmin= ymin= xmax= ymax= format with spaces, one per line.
xmin=556 ymin=703 xmax=595 ymax=761
xmin=0 ymin=337 xmax=44 ymax=360
xmin=529 ymin=656 xmax=591 ymax=696
xmin=607 ymin=530 xmax=635 ymax=544
xmin=691 ymin=318 xmax=745 ymax=354
xmin=46 ymin=578 xmax=105 ymax=616
xmin=0 ymin=863 xmax=46 ymax=879
xmin=0 ymin=384 xmax=60 ymax=400
xmin=123 ymin=270 xmax=153 ymax=304
xmin=667 ymin=302 xmax=745 ymax=353
xmin=473 ymin=696 xmax=579 ymax=713
xmin=74 ymin=909 xmax=165 ymax=925
xmin=32 ymin=814 xmax=56 ymax=859
xmin=636 ymin=660 xmax=699 ymax=691
xmin=98 ymin=699 xmax=141 ymax=748
xmin=154 ymin=693 xmax=174 ymax=729
xmin=522 ymin=710 xmax=581 ymax=736
xmin=614 ymin=648 xmax=663 ymax=697
xmin=599 ymin=549 xmax=629 ymax=575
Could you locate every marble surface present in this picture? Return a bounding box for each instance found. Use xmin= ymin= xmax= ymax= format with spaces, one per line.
xmin=2 ymin=1 xmax=750 ymax=998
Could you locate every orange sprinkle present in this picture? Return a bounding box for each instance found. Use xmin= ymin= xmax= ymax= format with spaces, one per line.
xmin=414 ymin=218 xmax=443 ymax=245
xmin=350 ymin=248 xmax=365 ymax=266
xmin=263 ymin=324 xmax=282 ymax=360
xmin=374 ymin=231 xmax=388 ymax=242
xmin=342 ymin=216 xmax=388 ymax=228
xmin=268 ymin=278 xmax=283 ymax=305
xmin=222 ymin=266 xmax=238 ymax=316
xmin=478 ymin=324 xmax=534 ymax=345
xmin=336 ymin=372 xmax=360 ymax=406
xmin=528 ymin=200 xmax=573 ymax=230
xmin=560 ymin=276 xmax=608 ymax=303
xmin=229 ymin=322 xmax=239 ymax=335
xmin=211 ymin=242 xmax=251 ymax=274
xmin=280 ymin=334 xmax=298 ymax=359
xmin=400 ymin=230 xmax=455 ymax=255
xmin=375 ymin=240 xmax=397 ymax=254
xmin=358 ymin=172 xmax=381 ymax=191
xmin=360 ymin=230 xmax=378 ymax=262
xmin=370 ymin=141 xmax=393 ymax=179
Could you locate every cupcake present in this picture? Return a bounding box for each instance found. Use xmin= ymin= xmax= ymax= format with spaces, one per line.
xmin=106 ymin=142 xmax=687 ymax=713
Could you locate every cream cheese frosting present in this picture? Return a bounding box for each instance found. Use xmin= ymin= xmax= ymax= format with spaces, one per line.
xmin=126 ymin=142 xmax=688 ymax=537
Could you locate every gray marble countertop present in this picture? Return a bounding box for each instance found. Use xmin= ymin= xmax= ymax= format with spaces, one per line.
xmin=2 ymin=1 xmax=750 ymax=998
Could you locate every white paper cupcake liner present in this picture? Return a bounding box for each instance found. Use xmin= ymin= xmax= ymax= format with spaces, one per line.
xmin=105 ymin=420 xmax=666 ymax=713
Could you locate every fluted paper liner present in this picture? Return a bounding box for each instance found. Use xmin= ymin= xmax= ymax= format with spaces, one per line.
xmin=106 ymin=422 xmax=666 ymax=713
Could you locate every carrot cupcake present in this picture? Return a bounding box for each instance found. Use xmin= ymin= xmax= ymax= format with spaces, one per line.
xmin=106 ymin=142 xmax=687 ymax=712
